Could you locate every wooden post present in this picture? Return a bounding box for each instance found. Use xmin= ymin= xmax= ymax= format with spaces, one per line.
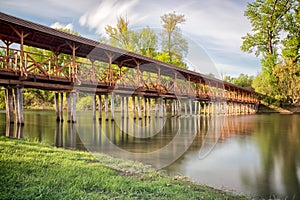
xmin=60 ymin=93 xmax=64 ymax=122
xmin=20 ymin=32 xmax=25 ymax=77
xmin=4 ymin=87 xmax=14 ymax=124
xmin=71 ymin=91 xmax=77 ymax=123
xmin=111 ymin=93 xmax=115 ymax=121
xmin=194 ymin=101 xmax=198 ymax=115
xmin=184 ymin=102 xmax=187 ymax=116
xmin=125 ymin=96 xmax=129 ymax=118
xmin=147 ymin=98 xmax=151 ymax=118
xmin=93 ymin=94 xmax=96 ymax=120
xmin=178 ymin=100 xmax=182 ymax=116
xmin=120 ymin=95 xmax=124 ymax=118
xmin=159 ymin=98 xmax=164 ymax=118
xmin=171 ymin=100 xmax=175 ymax=117
xmin=54 ymin=92 xmax=60 ymax=121
xmin=163 ymin=99 xmax=167 ymax=117
xmin=14 ymin=87 xmax=24 ymax=125
xmin=137 ymin=96 xmax=142 ymax=119
xmin=98 ymin=94 xmax=102 ymax=120
xmin=155 ymin=98 xmax=158 ymax=117
xmin=66 ymin=92 xmax=71 ymax=122
xmin=207 ymin=102 xmax=211 ymax=115
xmin=105 ymin=94 xmax=109 ymax=120
xmin=143 ymin=97 xmax=147 ymax=118
xmin=189 ymin=99 xmax=192 ymax=116
xmin=132 ymin=96 xmax=136 ymax=119
xmin=3 ymin=40 xmax=12 ymax=70
xmin=198 ymin=102 xmax=201 ymax=115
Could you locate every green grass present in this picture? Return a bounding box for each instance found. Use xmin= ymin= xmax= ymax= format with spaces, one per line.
xmin=0 ymin=136 xmax=248 ymax=199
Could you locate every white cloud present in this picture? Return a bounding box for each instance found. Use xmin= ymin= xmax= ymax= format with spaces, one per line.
xmin=216 ymin=63 xmax=259 ymax=78
xmin=79 ymin=0 xmax=139 ymax=34
xmin=50 ymin=22 xmax=73 ymax=30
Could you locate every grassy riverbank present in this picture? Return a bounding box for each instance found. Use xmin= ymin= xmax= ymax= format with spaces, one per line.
xmin=0 ymin=136 xmax=248 ymax=199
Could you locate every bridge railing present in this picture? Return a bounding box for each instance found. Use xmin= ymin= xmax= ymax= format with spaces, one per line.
xmin=0 ymin=45 xmax=258 ymax=103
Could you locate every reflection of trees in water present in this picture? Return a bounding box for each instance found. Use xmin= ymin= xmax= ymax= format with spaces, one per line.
xmin=241 ymin=114 xmax=300 ymax=199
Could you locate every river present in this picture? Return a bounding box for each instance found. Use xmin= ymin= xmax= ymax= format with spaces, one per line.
xmin=0 ymin=110 xmax=299 ymax=199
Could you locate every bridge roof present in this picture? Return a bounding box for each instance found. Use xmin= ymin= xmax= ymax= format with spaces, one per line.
xmin=0 ymin=12 xmax=253 ymax=93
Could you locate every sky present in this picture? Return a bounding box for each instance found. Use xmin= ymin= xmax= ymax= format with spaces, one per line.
xmin=0 ymin=0 xmax=261 ymax=78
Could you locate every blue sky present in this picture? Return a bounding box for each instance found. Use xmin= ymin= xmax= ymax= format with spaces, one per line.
xmin=0 ymin=0 xmax=261 ymax=78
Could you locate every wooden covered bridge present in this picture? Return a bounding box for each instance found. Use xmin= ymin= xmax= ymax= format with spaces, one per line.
xmin=0 ymin=12 xmax=259 ymax=124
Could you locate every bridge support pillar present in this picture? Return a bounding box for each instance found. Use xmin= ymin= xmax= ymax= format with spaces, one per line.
xmin=92 ymin=94 xmax=96 ymax=120
xmin=189 ymin=99 xmax=192 ymax=116
xmin=120 ymin=96 xmax=124 ymax=118
xmin=198 ymin=101 xmax=201 ymax=115
xmin=132 ymin=96 xmax=136 ymax=119
xmin=171 ymin=100 xmax=175 ymax=117
xmin=105 ymin=94 xmax=109 ymax=121
xmin=14 ymin=86 xmax=24 ymax=125
xmin=159 ymin=98 xmax=164 ymax=118
xmin=143 ymin=97 xmax=147 ymax=118
xmin=125 ymin=96 xmax=129 ymax=118
xmin=137 ymin=95 xmax=142 ymax=119
xmin=203 ymin=102 xmax=207 ymax=115
xmin=194 ymin=101 xmax=198 ymax=115
xmin=60 ymin=93 xmax=64 ymax=121
xmin=184 ymin=102 xmax=187 ymax=116
xmin=54 ymin=92 xmax=60 ymax=121
xmin=178 ymin=100 xmax=182 ymax=116
xmin=4 ymin=87 xmax=14 ymax=124
xmin=98 ymin=94 xmax=102 ymax=120
xmin=154 ymin=98 xmax=158 ymax=118
xmin=71 ymin=91 xmax=77 ymax=123
xmin=66 ymin=92 xmax=71 ymax=122
xmin=147 ymin=98 xmax=151 ymax=118
xmin=211 ymin=102 xmax=215 ymax=115
xmin=111 ymin=93 xmax=115 ymax=121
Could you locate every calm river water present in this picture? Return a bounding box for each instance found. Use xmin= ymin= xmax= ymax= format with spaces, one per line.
xmin=0 ymin=110 xmax=299 ymax=199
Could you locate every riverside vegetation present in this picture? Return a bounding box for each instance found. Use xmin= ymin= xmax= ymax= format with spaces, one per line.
xmin=0 ymin=136 xmax=248 ymax=200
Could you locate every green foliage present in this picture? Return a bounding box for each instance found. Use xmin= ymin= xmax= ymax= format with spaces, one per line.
xmin=77 ymin=95 xmax=94 ymax=111
xmin=23 ymin=89 xmax=54 ymax=109
xmin=0 ymin=137 xmax=247 ymax=200
xmin=242 ymin=0 xmax=300 ymax=105
xmin=282 ymin=0 xmax=300 ymax=63
xmin=103 ymin=13 xmax=188 ymax=68
xmin=105 ymin=16 xmax=134 ymax=51
xmin=132 ymin=27 xmax=157 ymax=57
xmin=273 ymin=61 xmax=300 ymax=104
xmin=224 ymin=74 xmax=254 ymax=88
xmin=160 ymin=12 xmax=188 ymax=68
xmin=241 ymin=0 xmax=292 ymax=70
xmin=0 ymin=90 xmax=5 ymax=109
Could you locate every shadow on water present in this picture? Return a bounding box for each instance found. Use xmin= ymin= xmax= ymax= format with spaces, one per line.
xmin=0 ymin=110 xmax=299 ymax=199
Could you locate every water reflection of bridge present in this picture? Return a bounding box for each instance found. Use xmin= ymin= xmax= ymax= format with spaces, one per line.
xmin=0 ymin=12 xmax=259 ymax=125
xmin=5 ymin=114 xmax=255 ymax=167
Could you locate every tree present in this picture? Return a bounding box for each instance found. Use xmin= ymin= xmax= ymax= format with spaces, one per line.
xmin=241 ymin=0 xmax=300 ymax=105
xmin=282 ymin=0 xmax=300 ymax=63
xmin=273 ymin=61 xmax=300 ymax=104
xmin=224 ymin=74 xmax=254 ymax=88
xmin=160 ymin=12 xmax=188 ymax=67
xmin=241 ymin=0 xmax=293 ymax=72
xmin=132 ymin=27 xmax=157 ymax=57
xmin=105 ymin=16 xmax=134 ymax=51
